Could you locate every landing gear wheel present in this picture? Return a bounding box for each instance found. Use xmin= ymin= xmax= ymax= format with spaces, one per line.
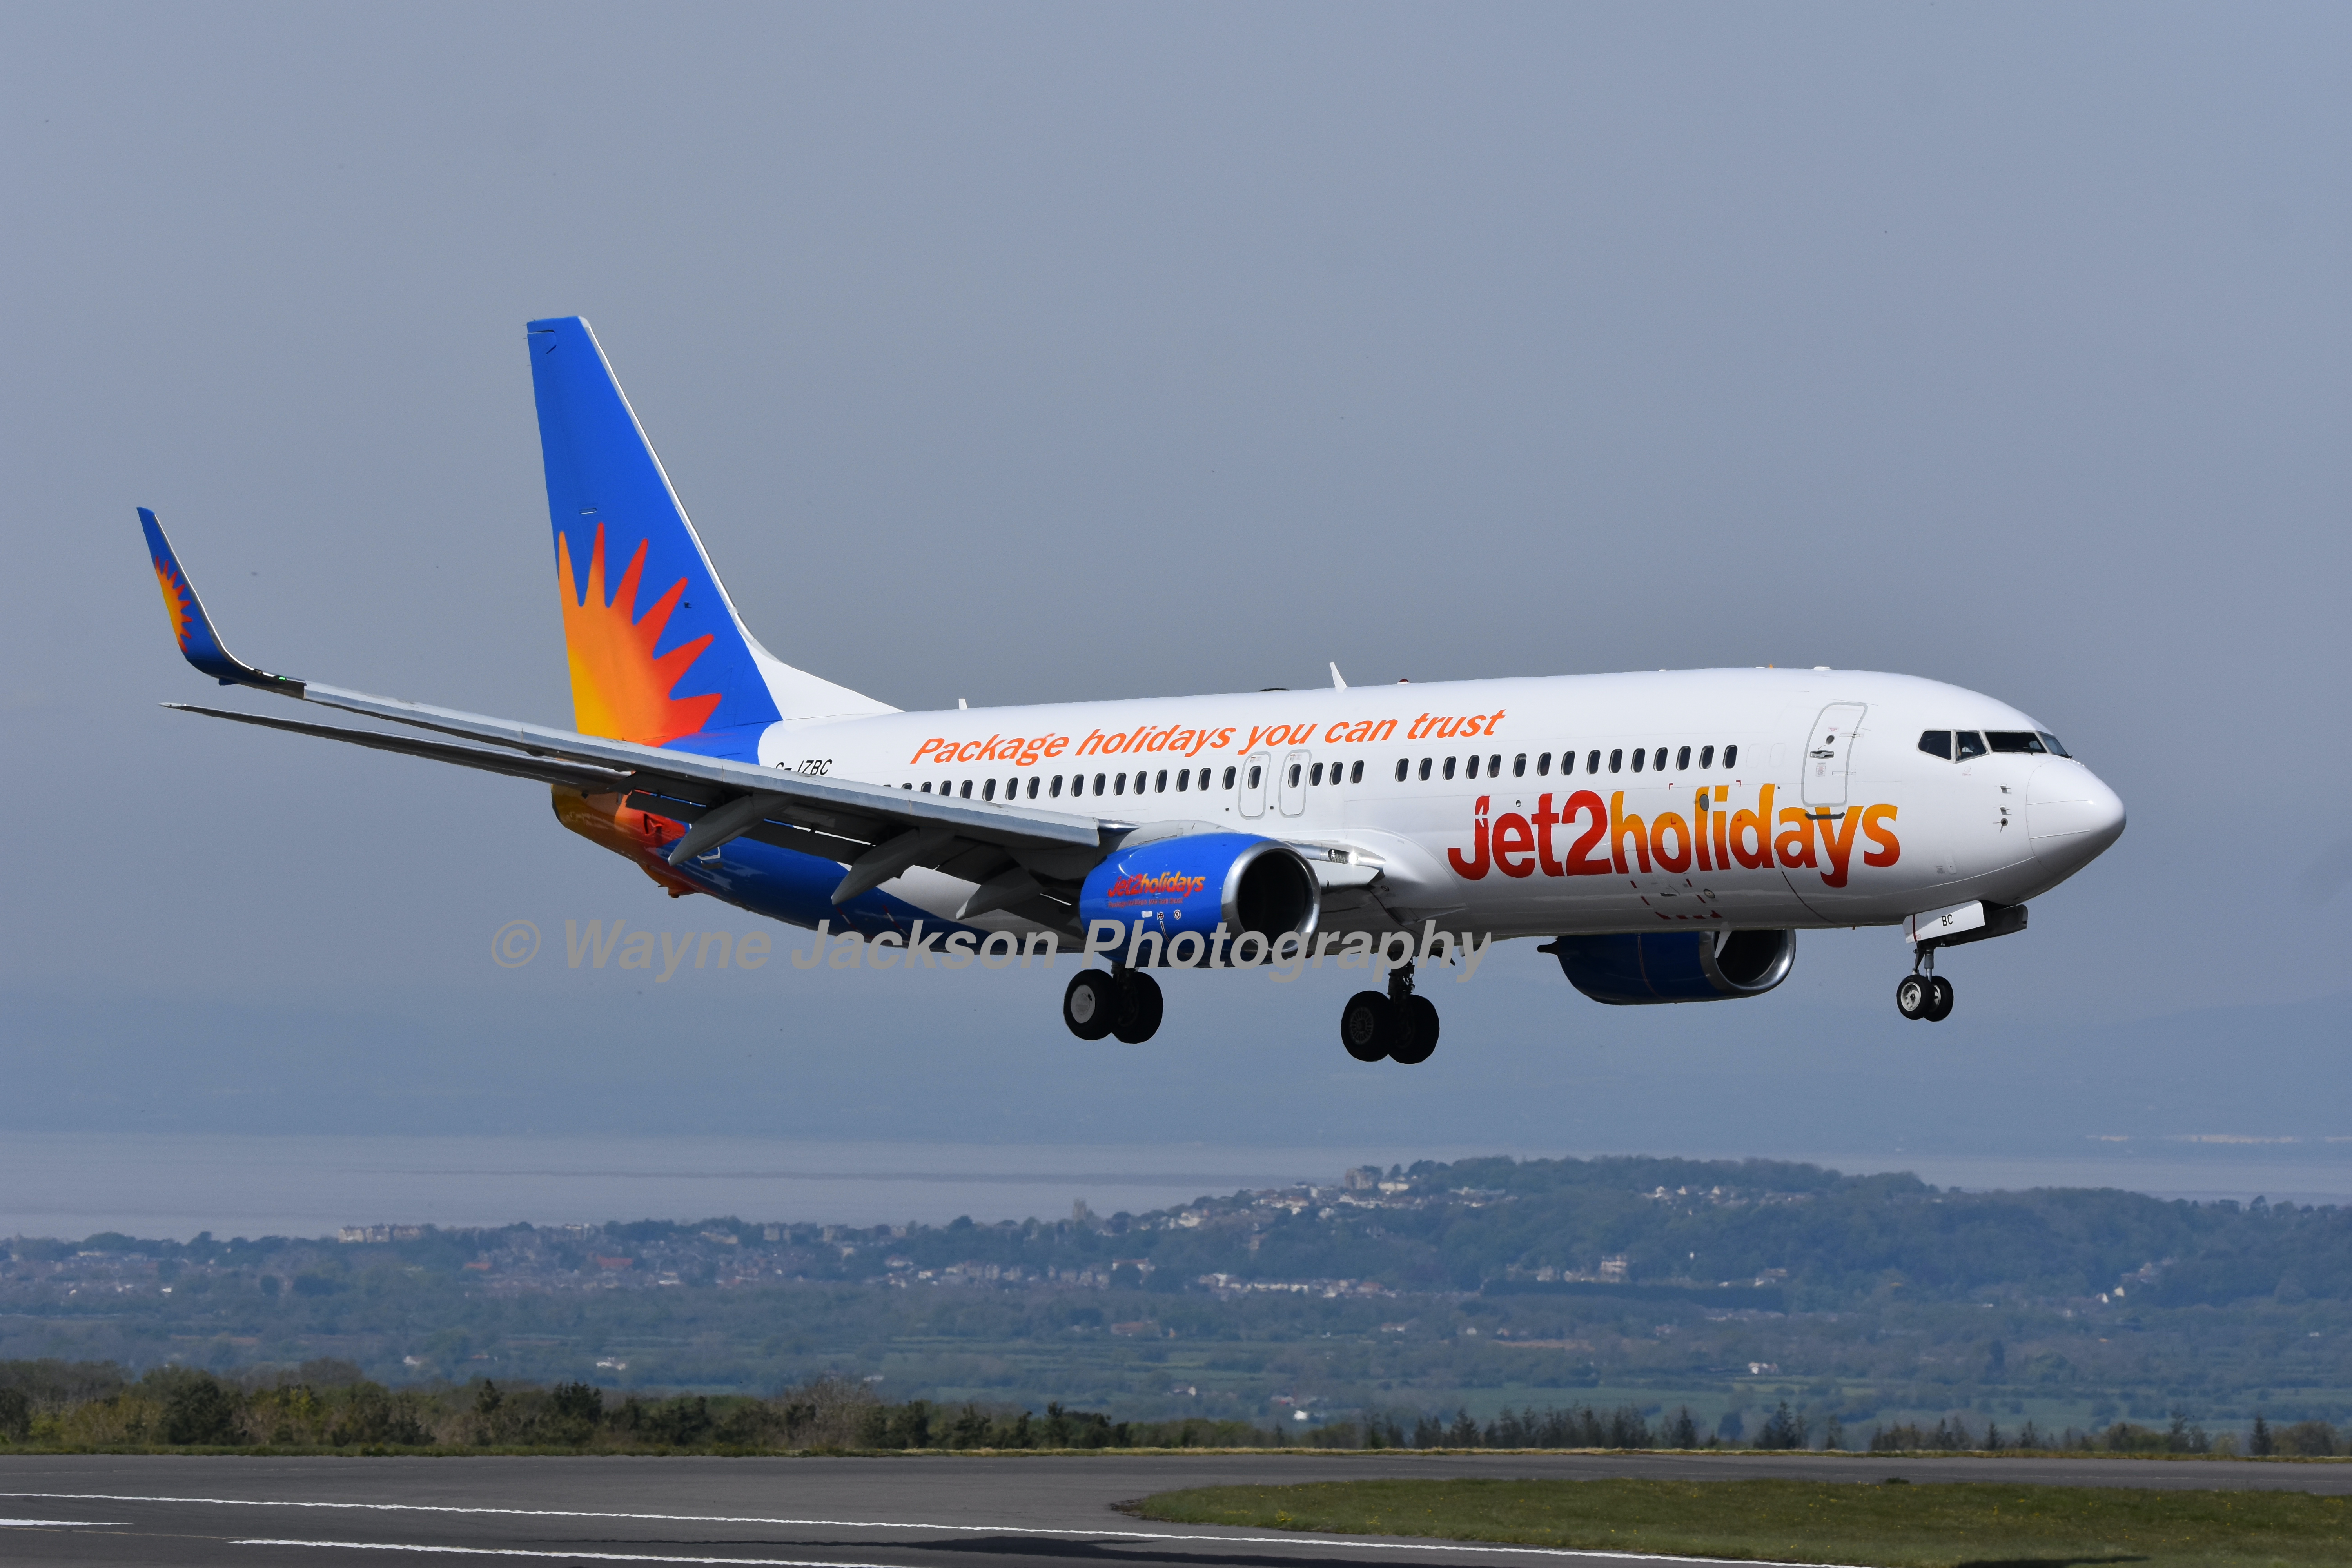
xmin=1111 ymin=970 xmax=1164 ymax=1044
xmin=1064 ymin=971 xmax=1118 ymax=1040
xmin=1895 ymin=974 xmax=1929 ymax=1020
xmin=1389 ymin=995 xmax=1440 ymax=1065
xmin=1923 ymin=975 xmax=1955 ymax=1022
xmin=1341 ymin=991 xmax=1394 ymax=1061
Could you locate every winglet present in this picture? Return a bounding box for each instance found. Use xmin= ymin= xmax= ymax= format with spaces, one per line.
xmin=139 ymin=508 xmax=305 ymax=695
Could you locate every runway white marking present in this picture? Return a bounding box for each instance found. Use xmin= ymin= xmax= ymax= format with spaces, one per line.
xmin=235 ymin=1545 xmax=905 ymax=1566
xmin=0 ymin=1519 xmax=122 ymax=1527
xmin=0 ymin=1493 xmax=1866 ymax=1568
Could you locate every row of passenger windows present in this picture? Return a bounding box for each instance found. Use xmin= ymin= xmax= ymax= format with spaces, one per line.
xmin=1918 ymin=729 xmax=2071 ymax=761
xmin=899 ymin=743 xmax=1743 ymax=801
xmin=909 ymin=767 xmax=1243 ymax=801
xmin=1390 ymin=744 xmax=1737 ymax=783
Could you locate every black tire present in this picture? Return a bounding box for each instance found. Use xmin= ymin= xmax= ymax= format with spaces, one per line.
xmin=1924 ymin=975 xmax=1955 ymax=1022
xmin=1340 ymin=991 xmax=1393 ymax=1061
xmin=1112 ymin=970 xmax=1165 ymax=1044
xmin=1063 ymin=971 xmax=1116 ymax=1040
xmin=1895 ymin=974 xmax=1929 ymax=1020
xmin=1390 ymin=995 xmax=1440 ymax=1064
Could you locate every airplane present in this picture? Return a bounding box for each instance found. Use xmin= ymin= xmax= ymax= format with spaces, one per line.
xmin=141 ymin=316 xmax=2125 ymax=1060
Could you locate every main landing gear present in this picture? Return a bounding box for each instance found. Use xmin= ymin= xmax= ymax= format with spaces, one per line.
xmin=1895 ymin=958 xmax=1955 ymax=1023
xmin=1063 ymin=967 xmax=1164 ymax=1044
xmin=1339 ymin=963 xmax=1439 ymax=1065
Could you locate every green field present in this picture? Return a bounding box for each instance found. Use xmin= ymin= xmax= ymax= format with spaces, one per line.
xmin=1136 ymin=1477 xmax=2352 ymax=1568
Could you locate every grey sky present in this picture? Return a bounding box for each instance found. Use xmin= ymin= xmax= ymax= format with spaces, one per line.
xmin=4 ymin=5 xmax=2345 ymax=1161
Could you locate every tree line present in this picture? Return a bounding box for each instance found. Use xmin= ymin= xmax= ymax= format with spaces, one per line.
xmin=4 ymin=1359 xmax=2332 ymax=1456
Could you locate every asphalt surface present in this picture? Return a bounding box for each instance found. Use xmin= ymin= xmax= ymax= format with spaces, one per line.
xmin=1 ymin=1450 xmax=2347 ymax=1567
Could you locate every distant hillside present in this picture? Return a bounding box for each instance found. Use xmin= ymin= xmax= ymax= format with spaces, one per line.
xmin=7 ymin=1153 xmax=2348 ymax=1428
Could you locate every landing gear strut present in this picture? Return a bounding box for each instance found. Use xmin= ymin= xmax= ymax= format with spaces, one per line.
xmin=1063 ymin=967 xmax=1163 ymax=1043
xmin=1339 ymin=962 xmax=1439 ymax=1064
xmin=1895 ymin=949 xmax=1955 ymax=1023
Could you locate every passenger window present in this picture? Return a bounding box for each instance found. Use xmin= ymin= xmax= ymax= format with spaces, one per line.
xmin=1247 ymin=765 xmax=1262 ymax=789
xmin=1223 ymin=766 xmax=1237 ymax=789
xmin=1653 ymin=748 xmax=1667 ymax=771
xmin=1287 ymin=764 xmax=1301 ymax=787
xmin=921 ymin=780 xmax=933 ymax=793
xmin=1050 ymin=775 xmax=1063 ymax=797
xmin=1091 ymin=772 xmax=1106 ymax=794
xmin=1918 ymin=730 xmax=1953 ymax=760
xmin=1630 ymin=748 xmax=1645 ymax=773
xmin=1536 ymin=752 xmax=1551 ymax=777
xmin=1699 ymin=745 xmax=1714 ymax=769
xmin=1419 ymin=758 xmax=1432 ymax=781
xmin=1111 ymin=773 xmax=1125 ymax=795
xmin=981 ymin=777 xmax=995 ymax=799
xmin=1465 ymin=755 xmax=1480 ymax=779
xmin=1513 ymin=753 xmax=1527 ymax=777
xmin=1175 ymin=769 xmax=1189 ymax=792
xmin=1586 ymin=750 xmax=1601 ymax=774
xmin=1986 ymin=731 xmax=2045 ymax=754
xmin=1723 ymin=744 xmax=1739 ymax=769
xmin=1149 ymin=769 xmax=1163 ymax=792
xmin=1349 ymin=760 xmax=1363 ymax=783
xmin=1442 ymin=757 xmax=1457 ymax=780
xmin=1309 ymin=763 xmax=1323 ymax=786
xmin=1676 ymin=746 xmax=1691 ymax=770
xmin=1394 ymin=759 xmax=1408 ymax=782
xmin=2038 ymin=731 xmax=2072 ymax=758
xmin=959 ymin=780 xmax=973 ymax=799
xmin=1488 ymin=753 xmax=1501 ymax=777
xmin=1609 ymin=749 xmax=1623 ymax=773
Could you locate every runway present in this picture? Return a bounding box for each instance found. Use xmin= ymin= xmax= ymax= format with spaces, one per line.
xmin=1 ymin=1451 xmax=2347 ymax=1568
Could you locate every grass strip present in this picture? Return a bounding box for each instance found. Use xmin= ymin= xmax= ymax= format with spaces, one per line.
xmin=1134 ymin=1476 xmax=2352 ymax=1568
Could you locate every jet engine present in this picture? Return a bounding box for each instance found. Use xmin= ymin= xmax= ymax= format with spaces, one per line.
xmin=1078 ymin=832 xmax=1319 ymax=947
xmin=1541 ymin=929 xmax=1796 ymax=1005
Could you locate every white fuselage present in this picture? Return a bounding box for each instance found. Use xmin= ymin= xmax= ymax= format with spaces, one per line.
xmin=749 ymin=666 xmax=2124 ymax=940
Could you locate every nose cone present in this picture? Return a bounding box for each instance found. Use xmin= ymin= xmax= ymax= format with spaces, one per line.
xmin=2027 ymin=761 xmax=2126 ymax=874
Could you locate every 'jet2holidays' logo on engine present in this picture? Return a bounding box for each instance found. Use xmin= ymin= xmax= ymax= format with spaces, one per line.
xmin=1446 ymin=787 xmax=1900 ymax=889
xmin=1107 ymin=871 xmax=1208 ymax=906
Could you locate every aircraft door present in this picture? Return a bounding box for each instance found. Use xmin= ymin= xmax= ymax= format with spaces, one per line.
xmin=1279 ymin=750 xmax=1310 ymax=816
xmin=1801 ymin=703 xmax=1867 ymax=808
xmin=1238 ymin=751 xmax=1272 ymax=819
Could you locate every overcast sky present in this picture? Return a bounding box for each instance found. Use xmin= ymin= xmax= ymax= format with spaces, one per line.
xmin=4 ymin=4 xmax=2345 ymax=1168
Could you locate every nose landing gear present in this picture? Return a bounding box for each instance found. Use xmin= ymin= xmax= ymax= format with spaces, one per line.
xmin=1338 ymin=962 xmax=1439 ymax=1063
xmin=1895 ymin=958 xmax=1955 ymax=1022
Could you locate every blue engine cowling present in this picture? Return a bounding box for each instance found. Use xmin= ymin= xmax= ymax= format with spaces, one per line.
xmin=1540 ymin=929 xmax=1796 ymax=1005
xmin=1078 ymin=832 xmax=1319 ymax=947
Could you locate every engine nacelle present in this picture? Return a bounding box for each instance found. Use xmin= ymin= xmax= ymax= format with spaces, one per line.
xmin=1078 ymin=832 xmax=1319 ymax=949
xmin=1542 ymin=929 xmax=1796 ymax=1005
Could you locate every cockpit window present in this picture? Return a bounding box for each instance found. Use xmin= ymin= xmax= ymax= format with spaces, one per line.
xmin=2037 ymin=731 xmax=2072 ymax=758
xmin=1918 ymin=730 xmax=1952 ymax=760
xmin=1954 ymin=731 xmax=1987 ymax=760
xmin=1985 ymin=731 xmax=2047 ymax=754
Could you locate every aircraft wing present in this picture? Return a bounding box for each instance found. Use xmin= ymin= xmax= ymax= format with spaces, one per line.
xmin=142 ymin=509 xmax=1118 ymax=907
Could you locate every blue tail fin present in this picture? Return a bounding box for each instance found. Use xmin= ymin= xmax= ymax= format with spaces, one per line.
xmin=526 ymin=317 xmax=891 ymax=755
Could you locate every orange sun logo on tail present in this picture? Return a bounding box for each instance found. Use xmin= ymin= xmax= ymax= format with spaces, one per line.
xmin=557 ymin=524 xmax=722 ymax=746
